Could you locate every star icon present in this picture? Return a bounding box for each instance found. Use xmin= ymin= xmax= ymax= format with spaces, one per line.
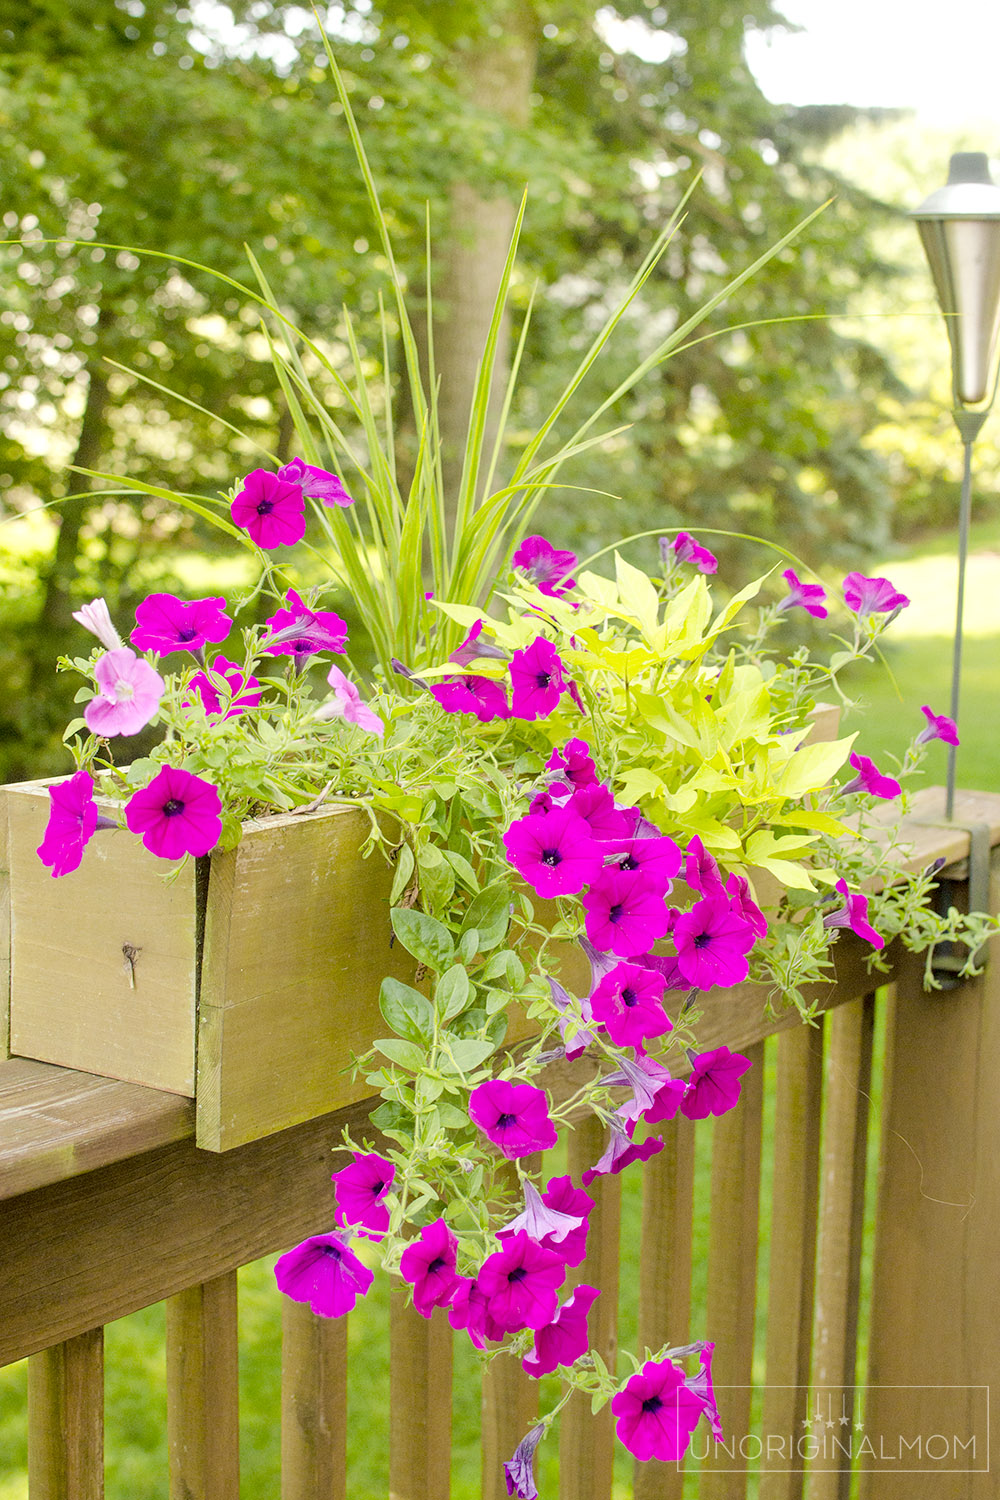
xmin=802 ymin=1416 xmax=813 ymax=1429
xmin=839 ymin=1414 xmax=850 ymax=1426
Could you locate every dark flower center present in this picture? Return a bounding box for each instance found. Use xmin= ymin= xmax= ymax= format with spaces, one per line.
xmin=621 ymin=987 xmax=638 ymax=1007
xmin=619 ymin=854 xmax=638 ymax=871
xmin=427 ymin=1255 xmax=446 ymax=1276
xmin=641 ymin=1395 xmax=664 ymax=1415
xmin=292 ymin=638 xmax=314 ymax=655
xmin=162 ymin=799 xmax=185 ymax=817
xmin=541 ymin=847 xmax=562 ymax=867
xmin=371 ymin=1179 xmax=385 ymax=1195
xmin=694 ymin=933 xmax=712 ymax=949
xmin=496 ymin=1112 xmax=516 ymax=1129
xmin=535 ymin=671 xmax=552 ymax=689
xmin=608 ymin=903 xmax=623 ymax=923
xmin=507 ymin=1266 xmax=527 ymax=1285
xmin=256 ymin=499 xmax=274 ymax=515
xmin=177 ymin=626 xmax=198 ymax=642
xmin=318 ymin=1245 xmax=342 ymax=1263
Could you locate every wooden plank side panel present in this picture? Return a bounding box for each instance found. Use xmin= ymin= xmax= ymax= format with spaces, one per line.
xmin=760 ymin=1023 xmax=824 ymax=1500
xmin=699 ymin=1039 xmax=764 ymax=1500
xmin=389 ymin=1298 xmax=452 ymax=1500
xmin=481 ymin=1352 xmax=537 ymax=1500
xmin=281 ymin=1297 xmax=347 ymax=1500
xmin=810 ymin=993 xmax=875 ymax=1500
xmin=166 ymin=1272 xmax=240 ymax=1500
xmin=28 ymin=1327 xmax=104 ymax=1500
xmin=634 ymin=1117 xmax=696 ymax=1500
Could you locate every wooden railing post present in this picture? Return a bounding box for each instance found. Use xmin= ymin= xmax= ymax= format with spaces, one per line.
xmin=389 ymin=1297 xmax=452 ymax=1500
xmin=166 ymin=1272 xmax=239 ymax=1500
xmin=28 ymin=1328 xmax=104 ymax=1500
xmin=281 ymin=1297 xmax=348 ymax=1500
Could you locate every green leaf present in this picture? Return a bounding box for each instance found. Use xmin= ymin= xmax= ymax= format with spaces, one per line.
xmin=443 ymin=848 xmax=480 ymax=892
xmin=447 ymin=1038 xmax=495 ymax=1073
xmin=389 ymin=844 xmax=415 ymax=904
xmin=458 ymin=928 xmax=480 ymax=964
xmin=390 ymin=908 xmax=456 ymax=972
xmin=374 ymin=1037 xmax=426 ymax=1071
xmin=460 ymin=882 xmax=510 ymax=952
xmin=435 ymin=964 xmax=471 ymax=1022
xmin=379 ymin=976 xmax=434 ymax=1044
xmin=61 ymin=717 xmax=88 ymax=742
xmin=776 ymin=734 xmax=857 ymax=800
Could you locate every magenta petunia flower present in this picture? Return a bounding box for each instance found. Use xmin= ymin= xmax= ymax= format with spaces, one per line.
xmin=547 ymin=976 xmax=597 ymax=1061
xmin=608 ymin=833 xmax=682 ymax=892
xmin=567 ymin=783 xmax=631 ymax=842
xmin=37 ymin=770 xmax=101 ymax=878
xmin=916 ymin=705 xmax=960 ymax=747
xmin=448 ymin=1275 xmax=507 ymax=1349
xmin=512 ymin=535 xmax=577 ymax=597
xmin=277 ymin=455 xmax=353 ymax=508
xmin=546 ymin=739 xmax=596 ymax=788
xmin=611 ymin=1357 xmax=709 ymax=1461
xmin=72 ymin=596 xmax=123 ymax=651
xmin=823 ymin=878 xmax=884 ymax=949
xmin=538 ymin=1176 xmax=594 ymax=1267
xmin=673 ymin=895 xmax=757 ymax=990
xmin=602 ymin=1051 xmax=685 ymax=1131
xmin=318 ymin=664 xmax=384 ymax=737
xmin=841 ymin=751 xmax=901 ymax=800
xmin=842 ymin=572 xmax=910 ymax=618
xmin=523 ymin=1284 xmax=600 ymax=1378
xmin=590 ymin=961 xmax=673 ymax=1049
xmin=430 ymin=674 xmax=509 ymax=722
xmin=124 ymin=766 xmax=222 ymax=860
xmin=186 ymin=656 xmax=263 ymax=720
xmin=84 ymin=648 xmax=166 ymax=738
xmin=448 ymin=619 xmax=508 ymax=667
xmin=131 ymin=593 xmax=232 ymax=655
xmin=687 ymin=1342 xmax=724 ymax=1440
xmin=231 ymin=469 xmax=306 ymax=548
xmin=478 ymin=1229 xmax=566 ymax=1332
xmin=509 ymin=637 xmax=568 ymax=720
xmin=777 ymin=567 xmax=828 ymax=619
xmin=332 ymin=1151 xmax=395 ymax=1241
xmin=582 ymin=867 xmax=671 ymax=957
xmin=681 ymin=1046 xmax=754 ymax=1120
xmin=725 ymin=873 xmax=768 ymax=941
xmin=263 ymin=589 xmax=348 ymax=662
xmin=504 ymin=1422 xmax=546 ymax=1500
xmin=498 ymin=1178 xmax=586 ymax=1247
xmin=399 ymin=1219 xmax=462 ymax=1317
xmin=666 ymin=531 xmax=718 ymax=574
xmin=468 ymin=1079 xmax=558 ymax=1158
xmin=274 ymin=1231 xmax=373 ymax=1318
xmin=582 ymin=1120 xmax=663 ymax=1186
xmin=684 ymin=835 xmax=725 ymax=897
xmin=503 ymin=804 xmax=603 ymax=899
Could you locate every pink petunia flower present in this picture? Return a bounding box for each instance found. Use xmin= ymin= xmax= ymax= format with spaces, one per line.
xmin=681 ymin=1046 xmax=754 ymax=1120
xmin=186 ymin=657 xmax=263 ymax=720
xmin=537 ymin=1176 xmax=594 ymax=1267
xmin=673 ymin=895 xmax=758 ymax=990
xmin=277 ymin=455 xmax=353 ymax=508
xmin=448 ymin=620 xmax=508 ymax=667
xmin=665 ymin=532 xmax=718 ymax=574
xmin=448 ymin=1275 xmax=507 ymax=1349
xmin=72 ymin=597 xmax=124 ymax=651
xmin=841 ymin=752 xmax=901 ymax=800
xmin=503 ymin=805 xmax=603 ymax=899
xmin=725 ymin=873 xmax=768 ymax=941
xmin=611 ymin=1358 xmax=709 ymax=1461
xmin=124 ymin=766 xmax=222 ymax=859
xmin=231 ymin=469 xmax=306 ymax=548
xmin=547 ymin=976 xmax=597 ymax=1061
xmin=263 ymin=589 xmax=348 ymax=662
xmin=498 ymin=1178 xmax=586 ymax=1247
xmin=509 ymin=637 xmax=568 ymax=720
xmin=842 ymin=572 xmax=910 ymax=618
xmin=916 ymin=705 xmax=959 ymax=747
xmin=332 ymin=1151 xmax=395 ymax=1241
xmin=590 ymin=961 xmax=673 ymax=1050
xmin=546 ymin=739 xmax=597 ymax=788
xmin=399 ymin=1219 xmax=463 ymax=1317
xmin=131 ymin=593 xmax=232 ymax=655
xmin=777 ymin=568 xmax=828 ymax=619
xmin=522 ymin=1284 xmax=600 ymax=1378
xmin=478 ymin=1229 xmax=566 ymax=1332
xmin=687 ymin=1342 xmax=724 ymax=1440
xmin=37 ymin=770 xmax=101 ymax=878
xmin=567 ymin=783 xmax=631 ymax=842
xmin=430 ymin=674 xmax=509 ymax=722
xmin=684 ymin=835 xmax=726 ymax=897
xmin=582 ymin=867 xmax=671 ymax=957
xmin=503 ymin=1422 xmax=546 ymax=1499
xmin=602 ymin=1051 xmax=685 ymax=1131
xmin=274 ymin=1231 xmax=373 ymax=1318
xmin=823 ymin=878 xmax=884 ymax=949
xmin=512 ymin=535 xmax=577 ymax=597
xmin=317 ymin=664 xmax=384 ymax=737
xmin=582 ymin=1120 xmax=663 ymax=1186
xmin=84 ymin=648 xmax=166 ymax=738
xmin=468 ymin=1079 xmax=558 ymax=1159
xmin=607 ymin=832 xmax=682 ymax=892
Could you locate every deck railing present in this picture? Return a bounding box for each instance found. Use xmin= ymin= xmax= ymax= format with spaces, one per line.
xmin=2 ymin=787 xmax=998 ymax=1499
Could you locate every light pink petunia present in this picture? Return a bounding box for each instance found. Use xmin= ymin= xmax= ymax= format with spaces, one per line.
xmin=72 ymin=597 xmax=124 ymax=651
xmin=318 ymin=664 xmax=384 ymax=736
xmin=84 ymin=648 xmax=165 ymax=737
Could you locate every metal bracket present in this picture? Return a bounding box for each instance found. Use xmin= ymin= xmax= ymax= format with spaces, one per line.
xmin=909 ymin=817 xmax=992 ymax=988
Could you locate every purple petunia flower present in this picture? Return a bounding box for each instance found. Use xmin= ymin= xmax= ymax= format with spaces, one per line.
xmin=724 ymin=873 xmax=768 ymax=941
xmin=503 ymin=805 xmax=603 ymax=899
xmin=823 ymin=878 xmax=884 ymax=949
xmin=317 ymin=664 xmax=384 ymax=737
xmin=36 ymin=770 xmax=101 ymax=878
xmin=131 ymin=593 xmax=232 ymax=655
xmin=777 ymin=568 xmax=828 ymax=619
xmin=546 ymin=975 xmax=597 ymax=1061
xmin=332 ymin=1151 xmax=395 ymax=1241
xmin=448 ymin=619 xmax=508 ymax=667
xmin=673 ymin=895 xmax=757 ymax=990
xmin=399 ymin=1219 xmax=462 ymax=1317
xmin=512 ymin=535 xmax=577 ymax=597
xmin=274 ymin=1231 xmax=373 ymax=1318
xmin=538 ymin=1176 xmax=594 ymax=1267
xmin=665 ymin=531 xmax=718 ymax=574
xmin=603 ymin=1050 xmax=685 ymax=1131
xmin=448 ymin=1275 xmax=507 ymax=1349
xmin=683 ymin=835 xmax=726 ymax=897
xmin=611 ymin=1358 xmax=709 ymax=1461
xmin=590 ymin=961 xmax=673 ymax=1050
xmin=498 ymin=1178 xmax=586 ymax=1246
xmin=546 ymin=739 xmax=597 ymax=788
xmin=124 ymin=766 xmax=222 ymax=860
xmin=681 ymin=1046 xmax=753 ymax=1120
xmin=478 ymin=1229 xmax=566 ymax=1333
xmin=509 ymin=637 xmax=568 ymax=720
xmin=263 ymin=589 xmax=348 ymax=662
xmin=582 ymin=1120 xmax=663 ymax=1186
xmin=522 ymin=1284 xmax=600 ymax=1378
xmin=72 ymin=596 xmax=124 ymax=652
xmin=231 ymin=469 xmax=307 ymax=548
xmin=430 ymin=674 xmax=509 ymax=722
xmin=468 ymin=1079 xmax=557 ymax=1159
xmin=607 ymin=832 xmax=682 ymax=892
xmin=277 ymin=455 xmax=353 ymax=508
xmin=504 ymin=1422 xmax=546 ymax=1499
xmin=186 ymin=657 xmax=263 ymax=720
xmin=583 ymin=867 xmax=671 ymax=957
xmin=842 ymin=572 xmax=910 ymax=618
xmin=687 ymin=1342 xmax=724 ymax=1440
xmin=84 ymin=648 xmax=166 ymax=738
xmin=567 ymin=783 xmax=631 ymax=842
xmin=916 ymin=705 xmax=959 ymax=747
xmin=841 ymin=752 xmax=901 ymax=800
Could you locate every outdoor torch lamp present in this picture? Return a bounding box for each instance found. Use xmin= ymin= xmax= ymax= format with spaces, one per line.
xmin=911 ymin=151 xmax=1000 ymax=820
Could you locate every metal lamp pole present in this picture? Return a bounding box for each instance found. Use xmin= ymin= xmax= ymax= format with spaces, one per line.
xmin=911 ymin=152 xmax=1000 ymax=820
